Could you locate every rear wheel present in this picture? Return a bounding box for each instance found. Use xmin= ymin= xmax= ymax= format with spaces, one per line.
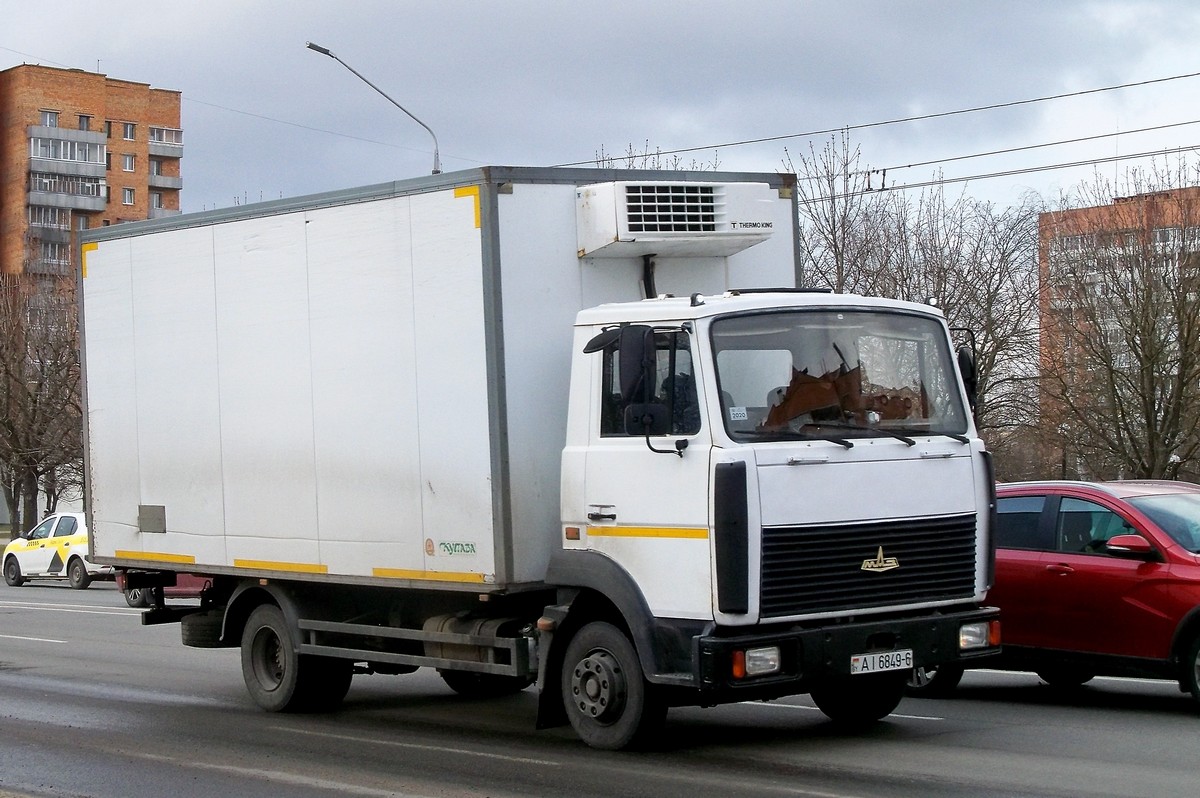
xmin=240 ymin=604 xmax=352 ymax=712
xmin=3 ymin=557 xmax=24 ymax=587
xmin=67 ymin=557 xmax=92 ymax=590
xmin=907 ymin=664 xmax=965 ymax=697
xmin=560 ymin=621 xmax=665 ymax=750
xmin=810 ymin=672 xmax=907 ymax=729
xmin=1036 ymin=665 xmax=1095 ymax=689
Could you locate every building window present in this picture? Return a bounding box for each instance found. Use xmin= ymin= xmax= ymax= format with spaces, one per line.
xmin=122 ymin=187 xmax=135 ymax=205
xmin=39 ymin=241 xmax=71 ymax=265
xmin=30 ymin=137 xmax=106 ymax=164
xmin=122 ymin=122 xmax=136 ymax=140
xmin=76 ymin=215 xmax=89 ymax=231
xmin=30 ymin=171 xmax=105 ymax=197
xmin=40 ymin=110 xmax=59 ymax=127
xmin=105 ymin=120 xmax=112 ymax=138
xmin=150 ymin=191 xmax=164 ymax=209
xmin=28 ymin=206 xmax=70 ymax=229
xmin=122 ymin=153 xmax=135 ymax=172
xmin=150 ymin=157 xmax=163 ymax=176
xmin=79 ymin=115 xmax=92 ymax=131
xmin=149 ymin=126 xmax=184 ymax=146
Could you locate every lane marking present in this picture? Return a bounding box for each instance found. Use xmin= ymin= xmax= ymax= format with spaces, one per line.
xmin=0 ymin=600 xmax=134 ymax=617
xmin=271 ymin=725 xmax=559 ymax=766
xmin=0 ymin=633 xmax=66 ymax=644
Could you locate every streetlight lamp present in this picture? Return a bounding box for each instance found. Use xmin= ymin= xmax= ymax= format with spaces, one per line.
xmin=306 ymin=41 xmax=441 ymax=175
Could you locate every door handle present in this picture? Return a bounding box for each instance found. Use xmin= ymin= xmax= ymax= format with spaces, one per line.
xmin=587 ymin=505 xmax=617 ymax=522
xmin=1046 ymin=563 xmax=1074 ymax=575
xmin=588 ymin=511 xmax=617 ymax=522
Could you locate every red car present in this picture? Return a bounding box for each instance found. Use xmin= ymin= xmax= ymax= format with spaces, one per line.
xmin=116 ymin=571 xmax=210 ymax=608
xmin=911 ymin=480 xmax=1200 ymax=699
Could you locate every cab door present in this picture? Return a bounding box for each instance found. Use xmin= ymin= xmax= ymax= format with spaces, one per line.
xmin=580 ymin=326 xmax=714 ymax=620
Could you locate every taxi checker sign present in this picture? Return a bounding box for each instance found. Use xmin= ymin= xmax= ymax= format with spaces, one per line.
xmin=861 ymin=546 xmax=899 ymax=572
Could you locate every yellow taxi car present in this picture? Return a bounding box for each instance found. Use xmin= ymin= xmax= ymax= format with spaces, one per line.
xmin=3 ymin=512 xmax=113 ymax=589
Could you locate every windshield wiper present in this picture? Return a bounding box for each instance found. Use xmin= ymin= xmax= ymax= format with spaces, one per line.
xmin=886 ymin=424 xmax=972 ymax=445
xmin=739 ymin=428 xmax=854 ymax=449
xmin=806 ymin=421 xmax=916 ymax=447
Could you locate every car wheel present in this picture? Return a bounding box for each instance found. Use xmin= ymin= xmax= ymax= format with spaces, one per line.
xmin=125 ymin=587 xmax=151 ymax=608
xmin=1036 ymin=666 xmax=1095 ymax=689
xmin=560 ymin=621 xmax=665 ymax=750
xmin=906 ymin=663 xmax=965 ymax=697
xmin=3 ymin=556 xmax=25 ymax=587
xmin=67 ymin=557 xmax=92 ymax=589
xmin=1181 ymin=634 xmax=1200 ymax=701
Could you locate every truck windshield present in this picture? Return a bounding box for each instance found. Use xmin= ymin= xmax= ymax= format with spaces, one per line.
xmin=711 ymin=309 xmax=969 ymax=442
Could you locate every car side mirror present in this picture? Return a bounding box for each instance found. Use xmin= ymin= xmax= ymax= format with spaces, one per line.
xmin=1104 ymin=533 xmax=1156 ymax=559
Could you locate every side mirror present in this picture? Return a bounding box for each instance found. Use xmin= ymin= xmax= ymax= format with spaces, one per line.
xmin=956 ymin=345 xmax=978 ymax=411
xmin=618 ymin=325 xmax=656 ymax=403
xmin=1104 ymin=533 xmax=1156 ymax=559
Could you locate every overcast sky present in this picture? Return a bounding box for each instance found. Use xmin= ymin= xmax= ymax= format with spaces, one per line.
xmin=6 ymin=1 xmax=1200 ymax=213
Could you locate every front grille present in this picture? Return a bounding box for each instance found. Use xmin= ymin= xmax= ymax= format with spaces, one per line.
xmin=625 ymin=184 xmax=719 ymax=232
xmin=760 ymin=513 xmax=977 ymax=618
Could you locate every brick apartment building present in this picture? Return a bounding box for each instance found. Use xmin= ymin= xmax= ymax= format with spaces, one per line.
xmin=1037 ymin=186 xmax=1200 ymax=478
xmin=0 ymin=64 xmax=183 ymax=277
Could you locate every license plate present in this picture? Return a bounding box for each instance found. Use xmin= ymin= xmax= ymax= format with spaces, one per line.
xmin=850 ymin=649 xmax=914 ymax=674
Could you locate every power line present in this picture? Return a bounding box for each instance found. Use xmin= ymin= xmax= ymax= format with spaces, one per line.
xmin=550 ymin=69 xmax=1200 ymax=168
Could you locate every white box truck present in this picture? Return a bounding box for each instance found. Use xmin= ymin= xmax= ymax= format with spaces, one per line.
xmin=79 ymin=166 xmax=998 ymax=749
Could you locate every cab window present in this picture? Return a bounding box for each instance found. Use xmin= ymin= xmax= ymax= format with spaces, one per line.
xmin=600 ymin=330 xmax=700 ymax=437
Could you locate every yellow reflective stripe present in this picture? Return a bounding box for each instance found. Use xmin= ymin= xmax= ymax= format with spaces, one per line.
xmin=81 ymin=241 xmax=98 ymax=278
xmin=114 ymin=550 xmax=197 ymax=564
xmin=233 ymin=559 xmax=328 ymax=574
xmin=454 ymin=185 xmax=481 ymax=228
xmin=586 ymin=526 xmax=709 ymax=539
xmin=373 ymin=567 xmax=488 ymax=583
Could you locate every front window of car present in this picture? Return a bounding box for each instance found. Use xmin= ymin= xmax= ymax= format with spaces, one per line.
xmin=27 ymin=517 xmax=56 ymax=540
xmin=711 ymin=309 xmax=968 ymax=441
xmin=1126 ymin=494 xmax=1200 ymax=552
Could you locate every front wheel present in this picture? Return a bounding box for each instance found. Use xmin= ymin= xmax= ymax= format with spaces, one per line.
xmin=3 ymin=557 xmax=24 ymax=587
xmin=560 ymin=621 xmax=665 ymax=750
xmin=67 ymin=557 xmax=92 ymax=589
xmin=125 ymin=587 xmax=151 ymax=608
xmin=810 ymin=672 xmax=907 ymax=729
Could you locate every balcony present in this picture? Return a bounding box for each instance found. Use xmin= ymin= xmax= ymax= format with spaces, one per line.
xmin=149 ymin=207 xmax=182 ymax=219
xmin=149 ymin=126 xmax=184 ymax=159
xmin=148 ymin=173 xmax=184 ymax=190
xmin=27 ymin=190 xmax=107 ymax=212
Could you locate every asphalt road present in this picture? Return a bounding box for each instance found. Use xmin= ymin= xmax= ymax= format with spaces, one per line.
xmin=3 ymin=582 xmax=1200 ymax=798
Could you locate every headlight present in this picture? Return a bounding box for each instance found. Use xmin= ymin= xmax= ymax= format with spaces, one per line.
xmin=959 ymin=620 xmax=1000 ymax=650
xmin=732 ymin=646 xmax=782 ymax=678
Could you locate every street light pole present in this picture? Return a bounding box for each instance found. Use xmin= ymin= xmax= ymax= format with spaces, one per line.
xmin=306 ymin=41 xmax=441 ymax=175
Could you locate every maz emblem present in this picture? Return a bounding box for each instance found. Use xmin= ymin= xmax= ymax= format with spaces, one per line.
xmin=861 ymin=546 xmax=900 ymax=572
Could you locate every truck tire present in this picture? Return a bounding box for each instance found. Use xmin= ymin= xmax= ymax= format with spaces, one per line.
xmin=906 ymin=664 xmax=965 ymax=697
xmin=181 ymin=610 xmax=225 ymax=647
xmin=1036 ymin=666 xmax=1095 ymax=689
xmin=67 ymin=557 xmax=92 ymax=590
xmin=560 ymin=621 xmax=665 ymax=750
xmin=240 ymin=604 xmax=352 ymax=712
xmin=439 ymin=670 xmax=534 ymax=698
xmin=3 ymin=556 xmax=24 ymax=587
xmin=810 ymin=672 xmax=907 ymax=729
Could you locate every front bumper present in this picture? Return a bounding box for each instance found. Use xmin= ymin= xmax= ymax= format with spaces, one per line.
xmin=696 ymin=606 xmax=999 ymax=694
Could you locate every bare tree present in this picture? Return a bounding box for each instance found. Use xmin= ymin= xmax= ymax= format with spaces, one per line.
xmin=1040 ymin=162 xmax=1200 ymax=481
xmin=0 ymin=273 xmax=83 ymax=537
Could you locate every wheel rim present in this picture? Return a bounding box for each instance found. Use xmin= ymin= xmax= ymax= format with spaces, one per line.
xmin=251 ymin=626 xmax=285 ymax=691
xmin=570 ymin=648 xmax=627 ymax=724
